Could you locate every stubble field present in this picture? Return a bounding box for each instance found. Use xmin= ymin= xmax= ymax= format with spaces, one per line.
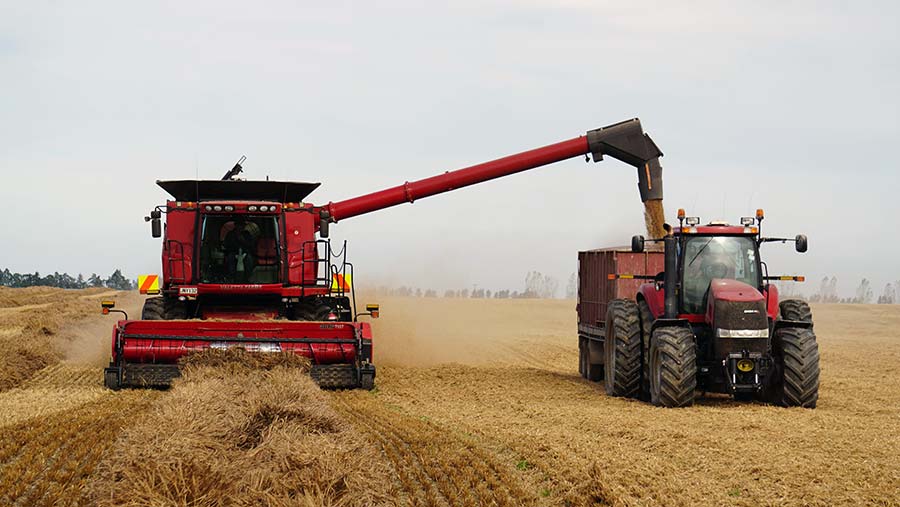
xmin=0 ymin=287 xmax=898 ymax=506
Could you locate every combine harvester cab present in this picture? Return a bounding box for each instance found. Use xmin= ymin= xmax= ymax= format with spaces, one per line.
xmin=104 ymin=118 xmax=669 ymax=391
xmin=577 ymin=209 xmax=819 ymax=408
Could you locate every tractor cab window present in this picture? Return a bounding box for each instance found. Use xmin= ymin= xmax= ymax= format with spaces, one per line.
xmin=681 ymin=236 xmax=759 ymax=314
xmin=199 ymin=215 xmax=280 ymax=284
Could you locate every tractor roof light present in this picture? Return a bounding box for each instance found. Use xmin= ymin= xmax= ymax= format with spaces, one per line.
xmin=740 ymin=217 xmax=755 ymax=226
xmin=685 ymin=216 xmax=701 ymax=226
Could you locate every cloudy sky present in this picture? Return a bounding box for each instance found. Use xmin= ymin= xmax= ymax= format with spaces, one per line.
xmin=2 ymin=1 xmax=898 ymax=298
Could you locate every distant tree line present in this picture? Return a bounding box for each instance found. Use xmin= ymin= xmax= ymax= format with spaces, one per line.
xmin=802 ymin=276 xmax=900 ymax=304
xmin=375 ymin=271 xmax=565 ymax=299
xmin=0 ymin=268 xmax=135 ymax=290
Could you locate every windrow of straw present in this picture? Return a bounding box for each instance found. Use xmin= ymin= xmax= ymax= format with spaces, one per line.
xmin=0 ymin=287 xmax=113 ymax=391
xmin=89 ymin=349 xmax=397 ymax=507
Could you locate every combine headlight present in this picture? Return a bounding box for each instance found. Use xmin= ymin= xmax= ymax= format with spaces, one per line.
xmin=205 ymin=205 xmax=213 ymax=211
xmin=248 ymin=205 xmax=258 ymax=212
xmin=213 ymin=205 xmax=223 ymax=212
xmin=716 ymin=328 xmax=769 ymax=338
xmin=224 ymin=205 xmax=234 ymax=212
xmin=740 ymin=217 xmax=755 ymax=226
xmin=686 ymin=216 xmax=701 ymax=226
xmin=259 ymin=205 xmax=269 ymax=212
xmin=737 ymin=359 xmax=755 ymax=372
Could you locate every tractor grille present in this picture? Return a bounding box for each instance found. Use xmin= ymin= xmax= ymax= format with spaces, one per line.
xmin=713 ymin=300 xmax=769 ymax=358
xmin=714 ymin=300 xmax=767 ymax=330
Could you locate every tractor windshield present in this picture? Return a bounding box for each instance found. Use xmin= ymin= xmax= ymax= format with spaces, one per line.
xmin=199 ymin=215 xmax=280 ymax=284
xmin=681 ymin=235 xmax=759 ymax=314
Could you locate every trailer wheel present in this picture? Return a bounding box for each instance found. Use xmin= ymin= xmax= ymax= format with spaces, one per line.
xmin=769 ymin=327 xmax=819 ymax=408
xmin=649 ymin=326 xmax=697 ymax=407
xmin=779 ymin=299 xmax=813 ymax=324
xmin=604 ymin=299 xmax=641 ymax=398
xmin=637 ymin=299 xmax=653 ymax=400
xmin=578 ymin=338 xmax=586 ymax=378
xmin=585 ymin=344 xmax=603 ymax=381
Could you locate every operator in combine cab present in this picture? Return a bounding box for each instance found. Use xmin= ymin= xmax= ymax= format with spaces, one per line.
xmin=223 ymin=219 xmax=257 ymax=282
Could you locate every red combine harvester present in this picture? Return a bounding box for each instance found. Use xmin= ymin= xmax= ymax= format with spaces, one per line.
xmin=577 ymin=210 xmax=818 ymax=407
xmin=103 ymin=118 xmax=666 ymax=390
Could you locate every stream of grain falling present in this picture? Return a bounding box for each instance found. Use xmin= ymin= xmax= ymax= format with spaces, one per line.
xmin=643 ymin=199 xmax=667 ymax=239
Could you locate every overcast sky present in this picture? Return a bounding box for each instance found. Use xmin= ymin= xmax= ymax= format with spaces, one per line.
xmin=2 ymin=1 xmax=898 ymax=298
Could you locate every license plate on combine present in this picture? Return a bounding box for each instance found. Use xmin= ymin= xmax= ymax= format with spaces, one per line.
xmin=209 ymin=342 xmax=282 ymax=353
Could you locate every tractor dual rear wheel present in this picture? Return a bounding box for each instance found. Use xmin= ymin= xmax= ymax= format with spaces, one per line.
xmin=769 ymin=326 xmax=819 ymax=408
xmin=649 ymin=326 xmax=697 ymax=408
xmin=780 ymin=299 xmax=813 ymax=324
xmin=604 ymin=299 xmax=641 ymax=398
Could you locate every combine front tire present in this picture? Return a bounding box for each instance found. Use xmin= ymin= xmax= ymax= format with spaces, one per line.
xmin=141 ymin=297 xmax=165 ymax=320
xmin=103 ymin=367 xmax=122 ymax=391
xmin=780 ymin=299 xmax=813 ymax=323
xmin=604 ymin=299 xmax=642 ymax=398
xmin=141 ymin=297 xmax=187 ymax=320
xmin=649 ymin=327 xmax=697 ymax=408
xmin=769 ymin=327 xmax=819 ymax=408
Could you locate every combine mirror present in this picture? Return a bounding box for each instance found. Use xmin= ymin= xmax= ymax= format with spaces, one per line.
xmin=795 ymin=234 xmax=808 ymax=253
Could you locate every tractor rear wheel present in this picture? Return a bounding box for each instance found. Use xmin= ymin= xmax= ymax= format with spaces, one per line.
xmin=769 ymin=327 xmax=819 ymax=408
xmin=649 ymin=326 xmax=697 ymax=408
xmin=604 ymin=299 xmax=641 ymax=398
xmin=637 ymin=299 xmax=653 ymax=400
xmin=780 ymin=299 xmax=813 ymax=323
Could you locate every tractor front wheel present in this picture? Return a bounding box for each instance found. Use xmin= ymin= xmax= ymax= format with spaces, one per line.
xmin=604 ymin=299 xmax=641 ymax=398
xmin=649 ymin=326 xmax=697 ymax=407
xmin=769 ymin=327 xmax=819 ymax=408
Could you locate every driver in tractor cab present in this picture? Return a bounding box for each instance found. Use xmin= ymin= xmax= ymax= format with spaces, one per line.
xmin=683 ymin=242 xmax=732 ymax=312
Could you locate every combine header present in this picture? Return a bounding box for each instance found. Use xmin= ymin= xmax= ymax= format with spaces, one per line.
xmin=104 ymin=118 xmax=666 ymax=390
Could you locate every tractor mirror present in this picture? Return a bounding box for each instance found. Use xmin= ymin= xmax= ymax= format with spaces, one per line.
xmin=795 ymin=234 xmax=808 ymax=253
xmin=631 ymin=235 xmax=645 ymax=253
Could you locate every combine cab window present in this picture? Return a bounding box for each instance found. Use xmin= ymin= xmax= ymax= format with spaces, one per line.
xmin=199 ymin=215 xmax=280 ymax=284
xmin=681 ymin=236 xmax=759 ymax=314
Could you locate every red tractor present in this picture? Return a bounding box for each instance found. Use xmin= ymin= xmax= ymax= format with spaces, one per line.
xmin=577 ymin=210 xmax=818 ymax=407
xmin=103 ymin=118 xmax=667 ymax=390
